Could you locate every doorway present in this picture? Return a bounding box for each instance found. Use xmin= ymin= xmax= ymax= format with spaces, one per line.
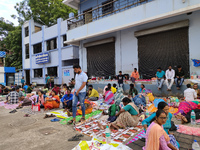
xmin=25 ymin=70 xmax=30 ymax=85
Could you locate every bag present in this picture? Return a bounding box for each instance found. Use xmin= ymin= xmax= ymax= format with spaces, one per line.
xmin=147 ymin=93 xmax=154 ymax=102
xmin=169 ymin=121 xmax=177 ymax=131
xmin=32 ymin=104 xmax=40 ymax=111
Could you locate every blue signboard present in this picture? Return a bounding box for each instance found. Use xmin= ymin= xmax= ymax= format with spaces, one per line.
xmin=64 ymin=70 xmax=70 ymax=76
xmin=0 ymin=51 xmax=6 ymax=58
xmin=35 ymin=52 xmax=49 ymax=64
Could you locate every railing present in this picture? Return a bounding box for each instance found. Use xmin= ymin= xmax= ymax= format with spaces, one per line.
xmin=67 ymin=0 xmax=153 ymax=30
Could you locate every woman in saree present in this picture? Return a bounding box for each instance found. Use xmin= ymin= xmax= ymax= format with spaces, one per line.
xmin=44 ymin=90 xmax=60 ymax=110
xmin=142 ymin=102 xmax=180 ymax=148
xmin=104 ymin=87 xmax=114 ymax=105
xmin=143 ymin=109 xmax=178 ymax=150
xmin=174 ymin=100 xmax=198 ymax=119
xmin=110 ymin=97 xmax=139 ymax=129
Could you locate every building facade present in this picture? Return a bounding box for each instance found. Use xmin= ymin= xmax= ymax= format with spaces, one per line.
xmin=63 ymin=0 xmax=200 ymax=79
xmin=22 ymin=18 xmax=79 ymax=85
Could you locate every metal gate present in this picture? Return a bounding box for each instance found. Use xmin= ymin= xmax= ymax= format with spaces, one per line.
xmin=138 ymin=27 xmax=189 ymax=79
xmin=87 ymin=42 xmax=115 ymax=77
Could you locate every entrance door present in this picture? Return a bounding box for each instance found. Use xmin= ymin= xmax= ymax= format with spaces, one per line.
xmin=138 ymin=27 xmax=189 ymax=79
xmin=25 ymin=70 xmax=30 ymax=85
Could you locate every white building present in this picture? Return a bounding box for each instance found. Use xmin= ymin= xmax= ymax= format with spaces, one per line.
xmin=63 ymin=0 xmax=200 ymax=79
xmin=22 ymin=18 xmax=79 ymax=85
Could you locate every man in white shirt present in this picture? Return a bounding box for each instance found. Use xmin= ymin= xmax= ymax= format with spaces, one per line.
xmin=165 ymin=65 xmax=175 ymax=91
xmin=68 ymin=65 xmax=88 ymax=124
xmin=184 ymin=84 xmax=197 ymax=101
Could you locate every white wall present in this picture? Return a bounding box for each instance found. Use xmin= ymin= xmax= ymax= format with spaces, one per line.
xmin=45 ymin=51 xmax=59 ymax=67
xmin=0 ymin=67 xmax=4 ymax=83
xmin=44 ymin=24 xmax=58 ymax=40
xmin=67 ymin=0 xmax=200 ymax=41
xmin=62 ymin=47 xmax=74 ymax=60
xmin=188 ymin=11 xmax=200 ymax=75
xmin=24 ymin=59 xmax=30 ymax=69
xmin=61 ymin=20 xmax=67 ymax=35
xmin=80 ymin=10 xmax=200 ymax=76
xmin=31 ymin=31 xmax=42 ymax=45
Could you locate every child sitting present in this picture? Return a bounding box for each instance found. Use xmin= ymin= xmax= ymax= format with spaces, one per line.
xmin=107 ymin=100 xmax=121 ymax=122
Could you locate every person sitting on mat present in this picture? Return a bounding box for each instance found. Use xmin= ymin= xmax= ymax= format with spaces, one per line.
xmin=44 ymin=90 xmax=60 ymax=111
xmin=61 ymin=89 xmax=73 ymax=112
xmin=88 ymin=85 xmax=99 ymax=101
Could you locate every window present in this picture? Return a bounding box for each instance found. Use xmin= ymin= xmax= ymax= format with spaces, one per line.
xmin=47 ymin=38 xmax=57 ymax=51
xmin=34 ymin=26 xmax=42 ymax=33
xmin=33 ymin=43 xmax=42 ymax=54
xmin=102 ymin=0 xmax=113 ymax=15
xmin=83 ymin=8 xmax=92 ymax=24
xmin=34 ymin=69 xmax=43 ymax=78
xmin=47 ymin=67 xmax=57 ymax=77
xmin=62 ymin=59 xmax=79 ymax=67
xmin=25 ymin=27 xmax=29 ymax=37
xmin=25 ymin=44 xmax=29 ymax=59
xmin=63 ymin=35 xmax=68 ymax=47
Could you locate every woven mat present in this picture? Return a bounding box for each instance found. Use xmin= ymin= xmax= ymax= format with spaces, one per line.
xmin=59 ymin=110 xmax=102 ymax=125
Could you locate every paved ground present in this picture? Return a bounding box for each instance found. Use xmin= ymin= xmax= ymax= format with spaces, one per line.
xmin=0 ymin=106 xmax=91 ymax=150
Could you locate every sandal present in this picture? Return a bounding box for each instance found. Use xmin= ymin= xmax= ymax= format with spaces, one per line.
xmin=79 ymin=117 xmax=85 ymax=123
xmin=24 ymin=114 xmax=30 ymax=117
xmin=51 ymin=118 xmax=60 ymax=122
xmin=67 ymin=119 xmax=75 ymax=125
xmin=9 ymin=109 xmax=17 ymax=113
xmin=68 ymin=136 xmax=80 ymax=141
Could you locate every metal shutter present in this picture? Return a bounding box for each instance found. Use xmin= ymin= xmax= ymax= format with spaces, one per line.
xmin=138 ymin=27 xmax=189 ymax=79
xmin=87 ymin=42 xmax=115 ymax=77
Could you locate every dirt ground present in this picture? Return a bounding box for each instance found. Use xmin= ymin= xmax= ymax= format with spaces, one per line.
xmin=0 ymin=105 xmax=91 ymax=150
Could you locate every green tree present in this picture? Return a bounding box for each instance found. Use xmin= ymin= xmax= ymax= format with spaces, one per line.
xmin=13 ymin=0 xmax=77 ymax=26
xmin=4 ymin=26 xmax=22 ymax=70
xmin=0 ymin=18 xmax=22 ymax=69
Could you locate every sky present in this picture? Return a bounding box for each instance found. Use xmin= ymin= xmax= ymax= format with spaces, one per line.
xmin=0 ymin=0 xmax=21 ymax=26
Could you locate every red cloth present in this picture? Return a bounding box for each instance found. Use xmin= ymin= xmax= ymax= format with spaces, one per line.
xmin=51 ymin=87 xmax=60 ymax=95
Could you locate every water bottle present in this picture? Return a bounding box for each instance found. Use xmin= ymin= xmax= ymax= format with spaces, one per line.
xmin=192 ymin=140 xmax=200 ymax=150
xmin=191 ymin=110 xmax=196 ymax=125
xmin=105 ymin=126 xmax=111 ymax=144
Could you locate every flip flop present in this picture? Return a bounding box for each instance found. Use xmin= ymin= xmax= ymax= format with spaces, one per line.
xmin=9 ymin=109 xmax=17 ymax=113
xmin=67 ymin=119 xmax=75 ymax=125
xmin=79 ymin=117 xmax=85 ymax=122
xmin=24 ymin=114 xmax=30 ymax=117
xmin=50 ymin=118 xmax=60 ymax=122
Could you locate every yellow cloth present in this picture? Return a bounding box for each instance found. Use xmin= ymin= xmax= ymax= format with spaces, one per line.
xmin=111 ymin=87 xmax=117 ymax=94
xmin=147 ymin=93 xmax=155 ymax=102
xmin=147 ymin=104 xmax=157 ymax=113
xmin=88 ymin=89 xmax=99 ymax=98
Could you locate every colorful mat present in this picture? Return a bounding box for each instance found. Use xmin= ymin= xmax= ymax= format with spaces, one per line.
xmin=75 ymin=118 xmax=143 ymax=143
xmin=0 ymin=101 xmax=18 ymax=110
xmin=46 ymin=109 xmax=68 ymax=119
xmin=60 ymin=110 xmax=102 ymax=125
xmin=126 ymin=130 xmax=146 ymax=145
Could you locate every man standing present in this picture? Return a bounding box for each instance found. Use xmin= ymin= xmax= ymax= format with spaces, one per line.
xmin=50 ymin=75 xmax=55 ymax=89
xmin=184 ymin=84 xmax=197 ymax=101
xmin=117 ymin=71 xmax=124 ymax=88
xmin=165 ymin=65 xmax=175 ymax=91
xmin=21 ymin=77 xmax=25 ymax=87
xmin=5 ymin=88 xmax=19 ymax=104
xmin=68 ymin=65 xmax=88 ymax=124
xmin=156 ymin=67 xmax=165 ymax=90
xmin=45 ymin=74 xmax=50 ymax=89
xmin=175 ymin=65 xmax=184 ymax=90
xmin=130 ymin=68 xmax=140 ymax=84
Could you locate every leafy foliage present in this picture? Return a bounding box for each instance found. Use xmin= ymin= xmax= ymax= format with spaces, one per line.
xmin=13 ymin=0 xmax=77 ymax=26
